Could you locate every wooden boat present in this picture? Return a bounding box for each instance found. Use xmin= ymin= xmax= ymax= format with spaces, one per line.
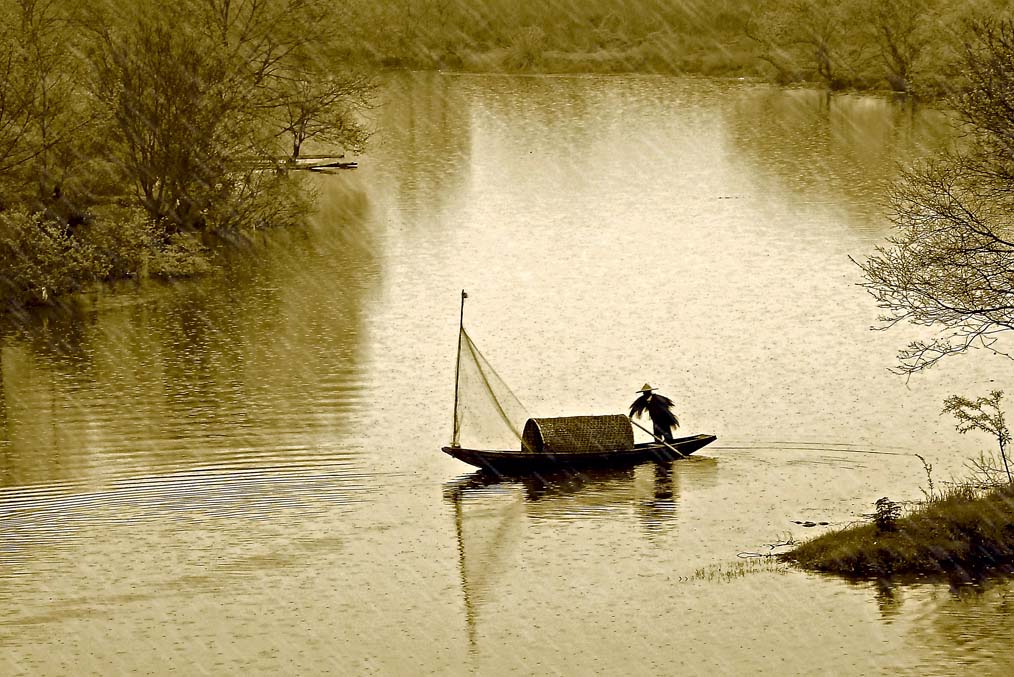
xmin=442 ymin=433 xmax=717 ymax=473
xmin=442 ymin=290 xmax=717 ymax=473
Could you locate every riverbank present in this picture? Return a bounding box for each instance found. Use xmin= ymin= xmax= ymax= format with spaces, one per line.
xmin=357 ymin=45 xmax=961 ymax=105
xmin=375 ymin=36 xmax=764 ymax=80
xmin=782 ymin=485 xmax=1014 ymax=579
xmin=342 ymin=0 xmax=975 ymax=99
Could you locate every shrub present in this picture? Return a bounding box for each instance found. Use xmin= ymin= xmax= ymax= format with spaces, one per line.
xmin=78 ymin=205 xmax=157 ymax=279
xmin=874 ymin=497 xmax=902 ymax=533
xmin=505 ymin=26 xmax=546 ymax=70
xmin=148 ymin=233 xmax=212 ymax=278
xmin=0 ymin=209 xmax=106 ymax=307
xmin=80 ymin=206 xmax=212 ymax=279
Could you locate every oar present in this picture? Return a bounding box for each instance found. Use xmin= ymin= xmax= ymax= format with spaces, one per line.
xmin=629 ymin=416 xmax=687 ymax=458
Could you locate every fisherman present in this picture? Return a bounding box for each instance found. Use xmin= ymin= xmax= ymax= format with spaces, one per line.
xmin=629 ymin=383 xmax=679 ymax=443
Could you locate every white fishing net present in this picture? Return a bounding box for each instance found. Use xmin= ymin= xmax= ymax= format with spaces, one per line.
xmin=452 ymin=327 xmax=530 ymax=451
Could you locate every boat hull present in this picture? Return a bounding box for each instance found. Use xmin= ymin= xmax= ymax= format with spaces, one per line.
xmin=441 ymin=434 xmax=717 ymax=473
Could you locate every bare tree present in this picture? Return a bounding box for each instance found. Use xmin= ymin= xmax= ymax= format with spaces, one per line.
xmin=0 ymin=27 xmax=35 ymax=185
xmin=16 ymin=0 xmax=94 ymax=211
xmin=857 ymin=19 xmax=1014 ymax=374
xmin=747 ymin=0 xmax=872 ymax=88
xmin=857 ymin=160 xmax=1014 ymax=374
xmin=84 ymin=0 xmax=373 ymax=231
xmin=866 ymin=0 xmax=936 ymax=93
xmin=277 ymin=71 xmax=374 ymax=159
xmin=90 ymin=16 xmax=237 ymax=230
xmin=0 ymin=0 xmax=80 ymax=202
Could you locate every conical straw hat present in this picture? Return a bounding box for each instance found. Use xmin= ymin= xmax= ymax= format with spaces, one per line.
xmin=637 ymin=383 xmax=655 ymax=393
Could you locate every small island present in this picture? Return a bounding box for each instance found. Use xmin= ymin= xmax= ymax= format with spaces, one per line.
xmin=785 ymin=393 xmax=1014 ymax=579
xmin=783 ymin=485 xmax=1014 ymax=579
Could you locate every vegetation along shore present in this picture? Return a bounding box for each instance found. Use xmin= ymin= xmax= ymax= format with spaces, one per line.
xmin=784 ymin=486 xmax=1014 ymax=579
xmin=3 ymin=0 xmax=1012 ymax=316
xmin=0 ymin=0 xmax=373 ymax=313
xmin=340 ymin=0 xmax=1001 ymax=95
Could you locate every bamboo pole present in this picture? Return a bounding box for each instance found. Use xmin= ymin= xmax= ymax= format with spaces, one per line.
xmin=451 ymin=290 xmax=467 ymax=447
xmin=629 ymin=416 xmax=686 ymax=458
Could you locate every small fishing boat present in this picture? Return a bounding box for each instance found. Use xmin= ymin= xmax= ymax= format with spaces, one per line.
xmin=441 ymin=291 xmax=717 ymax=473
xmin=442 ymin=431 xmax=718 ymax=473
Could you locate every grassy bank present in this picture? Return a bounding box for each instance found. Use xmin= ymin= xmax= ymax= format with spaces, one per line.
xmin=783 ymin=486 xmax=1014 ymax=579
xmin=363 ymin=34 xmax=766 ymax=82
xmin=337 ymin=0 xmax=1002 ymax=98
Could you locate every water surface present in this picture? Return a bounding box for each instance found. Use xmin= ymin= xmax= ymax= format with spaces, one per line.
xmin=2 ymin=73 xmax=1012 ymax=675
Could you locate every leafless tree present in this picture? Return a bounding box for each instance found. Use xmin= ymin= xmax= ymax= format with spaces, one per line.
xmin=0 ymin=28 xmax=35 ymax=183
xmin=857 ymin=19 xmax=1014 ymax=374
xmin=84 ymin=0 xmax=373 ymax=231
xmin=275 ymin=66 xmax=374 ymax=159
xmin=0 ymin=0 xmax=87 ymax=208
xmin=866 ymin=0 xmax=937 ymax=93
xmin=746 ymin=0 xmax=872 ymax=88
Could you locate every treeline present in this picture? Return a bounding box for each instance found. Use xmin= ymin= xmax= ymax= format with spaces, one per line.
xmin=339 ymin=0 xmax=1010 ymax=94
xmin=338 ymin=0 xmax=757 ymax=73
xmin=0 ymin=0 xmax=372 ymax=310
xmin=6 ymin=1 xmax=1012 ymax=313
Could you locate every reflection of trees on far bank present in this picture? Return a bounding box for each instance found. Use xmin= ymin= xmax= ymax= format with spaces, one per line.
xmin=375 ymin=72 xmax=473 ymax=225
xmin=0 ymin=309 xmax=107 ymax=487
xmin=722 ymin=88 xmax=956 ymax=233
xmin=0 ymin=179 xmax=379 ymax=489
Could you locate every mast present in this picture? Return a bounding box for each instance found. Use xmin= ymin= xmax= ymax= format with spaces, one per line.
xmin=451 ymin=289 xmax=467 ymax=447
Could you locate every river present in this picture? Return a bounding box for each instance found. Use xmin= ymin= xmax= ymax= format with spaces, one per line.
xmin=2 ymin=72 xmax=1013 ymax=675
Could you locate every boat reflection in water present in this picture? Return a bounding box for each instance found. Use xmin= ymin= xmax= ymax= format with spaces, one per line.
xmin=444 ymin=458 xmax=718 ymax=652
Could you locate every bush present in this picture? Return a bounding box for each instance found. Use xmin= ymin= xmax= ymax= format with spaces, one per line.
xmin=874 ymin=497 xmax=902 ymax=533
xmin=0 ymin=209 xmax=106 ymax=308
xmin=80 ymin=206 xmax=212 ymax=280
xmin=147 ymin=232 xmax=212 ymax=278
xmin=78 ymin=205 xmax=157 ymax=279
xmin=0 ymin=204 xmax=216 ymax=311
xmin=504 ymin=26 xmax=546 ymax=70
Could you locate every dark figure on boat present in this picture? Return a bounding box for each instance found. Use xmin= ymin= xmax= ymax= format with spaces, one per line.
xmin=629 ymin=383 xmax=679 ymax=443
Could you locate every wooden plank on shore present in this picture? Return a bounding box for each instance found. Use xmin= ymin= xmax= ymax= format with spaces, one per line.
xmin=244 ymin=156 xmax=359 ymax=171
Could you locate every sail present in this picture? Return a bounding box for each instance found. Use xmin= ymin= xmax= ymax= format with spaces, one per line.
xmin=452 ymin=327 xmax=530 ymax=450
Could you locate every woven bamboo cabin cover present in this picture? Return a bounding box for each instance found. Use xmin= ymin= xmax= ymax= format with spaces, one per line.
xmin=521 ymin=415 xmax=634 ymax=454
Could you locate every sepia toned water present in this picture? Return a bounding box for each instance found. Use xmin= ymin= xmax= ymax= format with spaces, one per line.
xmin=3 ymin=73 xmax=1014 ymax=675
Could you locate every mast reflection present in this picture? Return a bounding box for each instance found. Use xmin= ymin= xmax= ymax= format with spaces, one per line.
xmin=444 ymin=458 xmax=718 ymax=654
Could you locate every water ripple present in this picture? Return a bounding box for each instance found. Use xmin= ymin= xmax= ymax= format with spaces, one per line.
xmin=0 ymin=456 xmax=378 ymax=578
